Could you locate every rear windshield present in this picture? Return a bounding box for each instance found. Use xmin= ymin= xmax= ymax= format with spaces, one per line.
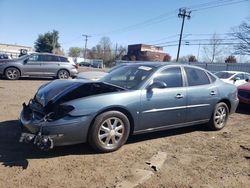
xmin=215 ymin=72 xmax=234 ymax=79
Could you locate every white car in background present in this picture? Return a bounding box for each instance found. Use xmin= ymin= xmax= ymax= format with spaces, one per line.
xmin=215 ymin=71 xmax=250 ymax=86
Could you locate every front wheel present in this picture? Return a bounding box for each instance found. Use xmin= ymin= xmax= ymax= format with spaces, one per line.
xmin=208 ymin=102 xmax=229 ymax=130
xmin=5 ymin=67 xmax=20 ymax=80
xmin=88 ymin=111 xmax=130 ymax=152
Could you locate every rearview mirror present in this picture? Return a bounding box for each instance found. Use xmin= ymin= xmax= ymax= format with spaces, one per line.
xmin=147 ymin=81 xmax=167 ymax=90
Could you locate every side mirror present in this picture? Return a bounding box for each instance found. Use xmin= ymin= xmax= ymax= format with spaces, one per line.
xmin=24 ymin=58 xmax=28 ymax=64
xmin=147 ymin=81 xmax=167 ymax=90
xmin=233 ymin=77 xmax=240 ymax=83
xmin=246 ymin=78 xmax=249 ymax=82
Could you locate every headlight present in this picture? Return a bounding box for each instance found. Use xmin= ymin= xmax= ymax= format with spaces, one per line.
xmin=46 ymin=105 xmax=74 ymax=121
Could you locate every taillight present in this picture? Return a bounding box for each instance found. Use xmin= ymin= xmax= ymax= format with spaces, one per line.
xmin=73 ymin=64 xmax=79 ymax=69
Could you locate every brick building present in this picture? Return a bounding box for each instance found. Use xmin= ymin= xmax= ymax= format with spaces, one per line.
xmin=124 ymin=44 xmax=170 ymax=61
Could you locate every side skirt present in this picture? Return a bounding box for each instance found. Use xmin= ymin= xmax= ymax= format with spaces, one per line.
xmin=133 ymin=119 xmax=210 ymax=135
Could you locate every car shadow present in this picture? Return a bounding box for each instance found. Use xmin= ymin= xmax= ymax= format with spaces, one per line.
xmin=236 ymin=104 xmax=250 ymax=115
xmin=0 ymin=120 xmax=95 ymax=169
xmin=127 ymin=123 xmax=211 ymax=144
xmin=0 ymin=119 xmax=211 ymax=169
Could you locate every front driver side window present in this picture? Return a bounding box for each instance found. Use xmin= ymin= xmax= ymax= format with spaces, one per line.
xmin=153 ymin=67 xmax=183 ymax=88
xmin=28 ymin=54 xmax=42 ymax=62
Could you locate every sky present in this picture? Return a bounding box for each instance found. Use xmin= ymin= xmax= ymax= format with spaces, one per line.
xmin=0 ymin=0 xmax=249 ymax=60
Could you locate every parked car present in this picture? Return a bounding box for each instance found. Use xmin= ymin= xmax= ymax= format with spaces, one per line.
xmin=215 ymin=71 xmax=250 ymax=86
xmin=0 ymin=53 xmax=11 ymax=60
xmin=0 ymin=53 xmax=78 ymax=80
xmin=76 ymin=71 xmax=108 ymax=80
xmin=237 ymin=80 xmax=250 ymax=105
xmin=79 ymin=61 xmax=92 ymax=67
xmin=19 ymin=63 xmax=238 ymax=152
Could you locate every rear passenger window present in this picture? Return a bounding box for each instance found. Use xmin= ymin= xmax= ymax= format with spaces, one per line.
xmin=153 ymin=67 xmax=183 ymax=88
xmin=59 ymin=57 xmax=69 ymax=62
xmin=51 ymin=55 xmax=60 ymax=62
xmin=185 ymin=67 xmax=210 ymax=86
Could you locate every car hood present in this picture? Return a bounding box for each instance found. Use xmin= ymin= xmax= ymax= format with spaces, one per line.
xmin=35 ymin=79 xmax=125 ymax=108
xmin=0 ymin=59 xmax=16 ymax=64
xmin=238 ymin=82 xmax=250 ymax=90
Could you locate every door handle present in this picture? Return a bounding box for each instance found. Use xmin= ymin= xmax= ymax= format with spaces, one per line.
xmin=175 ymin=94 xmax=184 ymax=99
xmin=210 ymin=91 xmax=216 ymax=96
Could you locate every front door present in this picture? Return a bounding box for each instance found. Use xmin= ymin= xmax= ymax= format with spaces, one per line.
xmin=22 ymin=54 xmax=44 ymax=76
xmin=138 ymin=67 xmax=187 ymax=131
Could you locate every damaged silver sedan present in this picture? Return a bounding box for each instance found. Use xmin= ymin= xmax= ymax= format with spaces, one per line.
xmin=19 ymin=63 xmax=239 ymax=152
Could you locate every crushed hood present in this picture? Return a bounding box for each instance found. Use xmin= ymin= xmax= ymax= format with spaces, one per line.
xmin=35 ymin=79 xmax=125 ymax=108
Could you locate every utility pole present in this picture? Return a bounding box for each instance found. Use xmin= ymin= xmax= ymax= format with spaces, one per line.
xmin=82 ymin=34 xmax=91 ymax=60
xmin=115 ymin=43 xmax=118 ymax=60
xmin=176 ymin=8 xmax=191 ymax=62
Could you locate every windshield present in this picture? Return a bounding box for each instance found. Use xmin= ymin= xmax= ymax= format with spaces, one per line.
xmin=215 ymin=72 xmax=234 ymax=79
xmin=101 ymin=65 xmax=156 ymax=90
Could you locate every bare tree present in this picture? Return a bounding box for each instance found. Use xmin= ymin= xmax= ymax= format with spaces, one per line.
xmin=231 ymin=19 xmax=250 ymax=55
xmin=202 ymin=33 xmax=223 ymax=63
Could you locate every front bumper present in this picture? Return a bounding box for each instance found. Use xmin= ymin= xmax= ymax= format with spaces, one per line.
xmin=19 ymin=103 xmax=93 ymax=149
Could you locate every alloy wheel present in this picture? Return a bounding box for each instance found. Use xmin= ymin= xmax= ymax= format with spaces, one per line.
xmin=214 ymin=106 xmax=227 ymax=129
xmin=58 ymin=70 xmax=69 ymax=79
xmin=98 ymin=117 xmax=125 ymax=147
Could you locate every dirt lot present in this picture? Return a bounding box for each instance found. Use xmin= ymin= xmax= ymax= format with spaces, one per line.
xmin=0 ymin=71 xmax=249 ymax=188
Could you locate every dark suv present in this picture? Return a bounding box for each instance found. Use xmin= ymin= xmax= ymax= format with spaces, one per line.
xmin=0 ymin=53 xmax=78 ymax=80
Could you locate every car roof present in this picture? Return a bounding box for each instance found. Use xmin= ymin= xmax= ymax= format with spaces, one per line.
xmin=30 ymin=52 xmax=67 ymax=58
xmin=116 ymin=61 xmax=210 ymax=71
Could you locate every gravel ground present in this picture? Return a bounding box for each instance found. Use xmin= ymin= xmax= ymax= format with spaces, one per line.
xmin=0 ymin=69 xmax=249 ymax=188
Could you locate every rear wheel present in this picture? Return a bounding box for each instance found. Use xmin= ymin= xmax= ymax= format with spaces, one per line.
xmin=208 ymin=102 xmax=229 ymax=130
xmin=5 ymin=67 xmax=20 ymax=80
xmin=88 ymin=111 xmax=130 ymax=152
xmin=57 ymin=69 xmax=69 ymax=79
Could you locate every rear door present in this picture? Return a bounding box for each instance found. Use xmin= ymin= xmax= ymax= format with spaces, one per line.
xmin=139 ymin=66 xmax=187 ymax=131
xmin=40 ymin=54 xmax=61 ymax=77
xmin=184 ymin=67 xmax=219 ymax=122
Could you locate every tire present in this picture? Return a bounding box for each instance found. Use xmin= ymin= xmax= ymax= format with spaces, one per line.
xmin=88 ymin=111 xmax=130 ymax=152
xmin=208 ymin=102 xmax=229 ymax=131
xmin=5 ymin=67 xmax=20 ymax=80
xmin=57 ymin=69 xmax=69 ymax=79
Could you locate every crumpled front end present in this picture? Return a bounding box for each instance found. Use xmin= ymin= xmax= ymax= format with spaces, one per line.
xmin=19 ymin=80 xmax=125 ymax=150
xmin=19 ymin=99 xmax=92 ymax=150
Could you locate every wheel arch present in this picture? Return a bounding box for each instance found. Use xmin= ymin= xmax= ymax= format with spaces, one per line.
xmin=88 ymin=106 xmax=135 ymax=137
xmin=4 ymin=66 xmax=22 ymax=76
xmin=57 ymin=69 xmax=70 ymax=76
xmin=217 ymin=99 xmax=231 ymax=112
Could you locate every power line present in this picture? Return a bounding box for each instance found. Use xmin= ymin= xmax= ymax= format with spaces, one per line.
xmin=190 ymin=0 xmax=249 ymax=11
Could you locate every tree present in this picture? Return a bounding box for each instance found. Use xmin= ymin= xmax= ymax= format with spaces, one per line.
xmin=68 ymin=47 xmax=82 ymax=58
xmin=115 ymin=45 xmax=127 ymax=60
xmin=163 ymin=54 xmax=171 ymax=62
xmin=188 ymin=55 xmax=197 ymax=62
xmin=231 ymin=19 xmax=250 ymax=55
xmin=202 ymin=33 xmax=223 ymax=63
xmin=225 ymin=55 xmax=237 ymax=63
xmin=34 ymin=30 xmax=60 ymax=53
